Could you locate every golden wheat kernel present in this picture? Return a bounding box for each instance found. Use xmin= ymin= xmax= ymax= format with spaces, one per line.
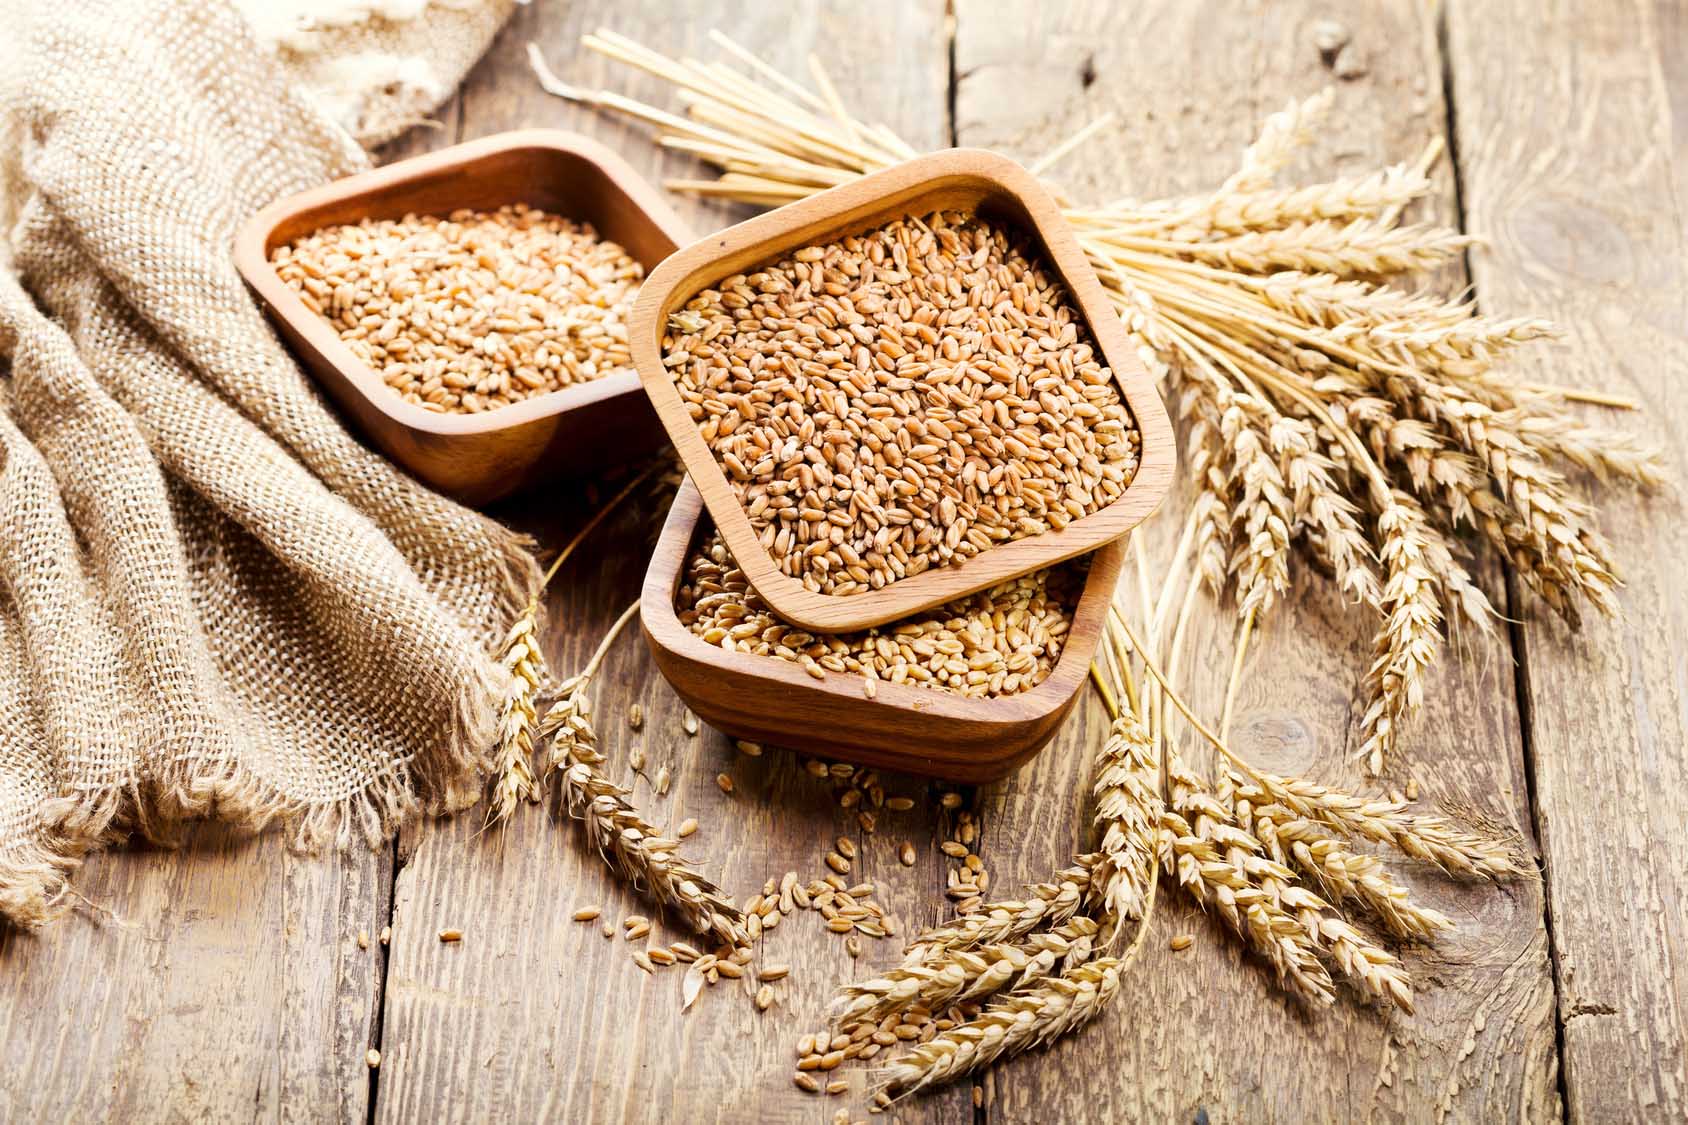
xmin=797 ymin=1033 xmax=816 ymax=1057
xmin=973 ymin=1085 xmax=984 ymax=1108
xmin=735 ymin=739 xmax=763 ymax=756
xmin=745 ymin=914 xmax=762 ymax=940
xmin=670 ymin=942 xmax=701 ymax=962
xmin=648 ymin=947 xmax=676 ymax=966
xmin=716 ymin=772 xmax=734 ymax=794
xmin=600 ymin=921 xmax=614 ymax=938
xmin=632 ymin=952 xmax=655 ymax=974
xmin=819 ymin=1050 xmax=845 ymax=1071
xmin=837 ymin=788 xmax=861 ymax=810
xmin=716 ymin=960 xmax=744 ymax=979
xmin=677 ymin=818 xmax=698 ymax=838
xmin=845 ymin=936 xmax=862 ymax=959
xmin=836 ymin=836 xmax=858 ymax=860
xmin=1406 ymin=778 xmax=1420 ymax=801
xmin=365 ymin=1049 xmax=381 ymax=1069
xmin=964 ymin=855 xmax=983 ymax=873
xmin=825 ymin=852 xmax=851 ymax=875
xmin=437 ymin=928 xmax=462 ymax=943
xmin=1170 ymin=934 xmax=1194 ymax=951
xmin=939 ymin=791 xmax=963 ymax=810
xmin=793 ymin=1072 xmax=820 ymax=1093
xmin=654 ymin=765 xmax=671 ymax=795
xmin=356 ymin=930 xmax=369 ymax=950
xmin=682 ymin=710 xmax=699 ymax=736
xmin=379 ymin=926 xmax=391 ymax=946
xmin=278 ymin=207 xmax=642 ymax=415
xmin=941 ymin=841 xmax=969 ymax=858
xmin=898 ymin=842 xmax=917 ymax=866
xmin=885 ymin=796 xmax=915 ymax=812
xmin=804 ymin=759 xmax=829 ymax=778
xmin=960 ymin=822 xmax=977 ymax=846
xmin=572 ymin=907 xmax=601 ymax=922
xmin=797 ymin=1054 xmax=823 ymax=1072
xmin=755 ymin=984 xmax=776 ymax=1011
xmin=827 ymin=1080 xmax=849 ymax=1096
xmin=827 ymin=916 xmax=854 ymax=934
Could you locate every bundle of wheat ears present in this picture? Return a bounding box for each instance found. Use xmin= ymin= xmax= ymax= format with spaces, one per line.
xmin=508 ymin=30 xmax=1664 ymax=1098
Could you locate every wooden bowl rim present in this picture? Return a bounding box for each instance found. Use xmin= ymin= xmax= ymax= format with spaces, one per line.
xmin=232 ymin=128 xmax=694 ymax=439
xmin=640 ymin=477 xmax=1124 ymax=733
xmin=628 ymin=147 xmax=1175 ymax=632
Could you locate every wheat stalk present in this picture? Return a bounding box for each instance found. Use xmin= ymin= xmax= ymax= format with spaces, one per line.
xmin=834 ymin=918 xmax=1099 ymax=1028
xmin=539 ymin=600 xmax=746 ymax=948
xmin=485 ymin=461 xmax=668 ymax=825
xmin=879 ymin=957 xmax=1123 ymax=1097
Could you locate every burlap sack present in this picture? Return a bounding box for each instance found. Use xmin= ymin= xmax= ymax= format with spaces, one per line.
xmin=0 ymin=0 xmax=532 ymax=926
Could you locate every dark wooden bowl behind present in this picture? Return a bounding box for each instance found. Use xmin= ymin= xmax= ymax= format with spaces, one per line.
xmin=640 ymin=479 xmax=1123 ymax=783
xmin=235 ymin=130 xmax=693 ymax=505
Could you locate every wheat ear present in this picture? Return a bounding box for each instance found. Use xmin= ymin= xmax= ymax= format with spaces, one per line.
xmin=540 ymin=600 xmax=746 ymax=947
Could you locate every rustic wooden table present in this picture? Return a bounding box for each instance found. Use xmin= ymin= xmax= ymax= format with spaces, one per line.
xmin=3 ymin=2 xmax=1683 ymax=1121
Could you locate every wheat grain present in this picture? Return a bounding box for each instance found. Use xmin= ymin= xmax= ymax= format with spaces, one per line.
xmin=677 ymin=528 xmax=1081 ymax=698
xmin=662 ymin=208 xmax=1141 ymax=597
xmin=273 ymin=204 xmax=641 ymax=414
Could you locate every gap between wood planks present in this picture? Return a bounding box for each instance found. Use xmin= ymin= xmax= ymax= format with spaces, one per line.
xmin=1433 ymin=8 xmax=1572 ymax=1120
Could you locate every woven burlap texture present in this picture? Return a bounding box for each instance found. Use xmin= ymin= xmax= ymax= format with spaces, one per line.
xmin=0 ymin=0 xmax=539 ymax=927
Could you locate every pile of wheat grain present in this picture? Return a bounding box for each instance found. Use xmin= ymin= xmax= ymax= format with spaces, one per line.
xmin=677 ymin=527 xmax=1080 ymax=698
xmin=274 ymin=202 xmax=641 ymax=414
xmin=661 ymin=208 xmax=1141 ymax=597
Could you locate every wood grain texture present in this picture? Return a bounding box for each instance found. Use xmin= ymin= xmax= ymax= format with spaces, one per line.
xmin=630 ymin=149 xmax=1174 ymax=631
xmin=953 ymin=1 xmax=1558 ymax=1120
xmin=0 ymin=828 xmax=389 ymax=1122
xmin=641 ymin=479 xmax=1124 ymax=781
xmin=237 ymin=130 xmax=689 ymax=504
xmin=1446 ymin=0 xmax=1688 ymax=1117
xmin=370 ymin=3 xmax=970 ymax=1122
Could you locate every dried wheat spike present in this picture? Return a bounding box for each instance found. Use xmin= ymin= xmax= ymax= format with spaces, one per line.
xmin=1260 ymin=407 xmax=1381 ymax=607
xmin=1162 ymin=762 xmax=1334 ymax=1004
xmin=542 ymin=681 xmax=745 ymax=947
xmin=1165 ymin=164 xmax=1432 ymax=239
xmin=1229 ymin=771 xmax=1521 ymax=879
xmin=1166 ymin=220 xmax=1472 ymax=277
xmin=1251 ymin=801 xmax=1453 ymax=940
xmin=487 ymin=610 xmax=547 ymax=824
xmin=1216 ymin=770 xmax=1415 ymax=1011
xmin=880 ymin=957 xmax=1122 ymax=1096
xmin=834 ymin=919 xmax=1098 ymax=1028
xmin=1358 ymin=491 xmax=1445 ymax=774
xmin=904 ymin=857 xmax=1101 ymax=960
xmin=1091 ymin=715 xmax=1160 ymax=925
xmin=1220 ymin=394 xmax=1294 ymax=617
xmin=1219 ymin=87 xmax=1335 ymax=196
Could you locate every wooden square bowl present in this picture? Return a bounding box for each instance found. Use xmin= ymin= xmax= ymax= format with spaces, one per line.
xmin=235 ymin=130 xmax=693 ymax=505
xmin=629 ymin=147 xmax=1173 ymax=630
xmin=640 ymin=479 xmax=1123 ymax=783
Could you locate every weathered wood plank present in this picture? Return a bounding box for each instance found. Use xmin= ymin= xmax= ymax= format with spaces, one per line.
xmin=1446 ymin=0 xmax=1688 ymax=1117
xmin=0 ymin=827 xmax=388 ymax=1122
xmin=371 ymin=4 xmax=965 ymax=1122
xmin=953 ymin=1 xmax=1558 ymax=1120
